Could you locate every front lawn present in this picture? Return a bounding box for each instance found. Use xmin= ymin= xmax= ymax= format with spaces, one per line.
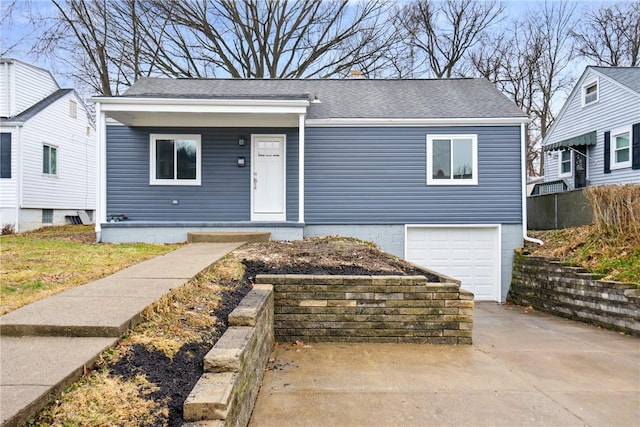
xmin=0 ymin=225 xmax=180 ymax=314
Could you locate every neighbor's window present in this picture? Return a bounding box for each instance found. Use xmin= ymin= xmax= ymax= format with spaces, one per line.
xmin=69 ymin=99 xmax=77 ymax=118
xmin=559 ymin=149 xmax=572 ymax=176
xmin=611 ymin=127 xmax=631 ymax=170
xmin=582 ymin=79 xmax=598 ymax=106
xmin=43 ymin=144 xmax=57 ymax=175
xmin=42 ymin=209 xmax=53 ymax=224
xmin=150 ymin=134 xmax=201 ymax=185
xmin=426 ymin=134 xmax=478 ymax=185
xmin=0 ymin=133 xmax=11 ymax=178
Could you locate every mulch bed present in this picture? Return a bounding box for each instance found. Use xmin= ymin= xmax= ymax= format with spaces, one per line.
xmin=105 ymin=237 xmax=440 ymax=426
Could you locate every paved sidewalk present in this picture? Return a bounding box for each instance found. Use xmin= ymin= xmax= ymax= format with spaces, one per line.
xmin=250 ymin=302 xmax=640 ymax=427
xmin=0 ymin=242 xmax=242 ymax=427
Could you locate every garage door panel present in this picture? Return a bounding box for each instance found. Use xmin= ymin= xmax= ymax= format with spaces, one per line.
xmin=406 ymin=226 xmax=500 ymax=301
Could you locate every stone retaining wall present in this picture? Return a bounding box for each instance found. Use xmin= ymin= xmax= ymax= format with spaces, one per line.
xmin=508 ymin=254 xmax=640 ymax=335
xmin=183 ymin=284 xmax=274 ymax=427
xmin=256 ymin=275 xmax=474 ymax=344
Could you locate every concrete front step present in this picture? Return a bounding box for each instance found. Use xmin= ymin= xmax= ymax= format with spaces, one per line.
xmin=187 ymin=232 xmax=271 ymax=243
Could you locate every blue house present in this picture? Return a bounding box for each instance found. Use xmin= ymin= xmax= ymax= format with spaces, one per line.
xmin=92 ymin=78 xmax=528 ymax=301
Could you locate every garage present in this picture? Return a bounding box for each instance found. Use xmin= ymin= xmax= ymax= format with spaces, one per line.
xmin=405 ymin=225 xmax=501 ymax=301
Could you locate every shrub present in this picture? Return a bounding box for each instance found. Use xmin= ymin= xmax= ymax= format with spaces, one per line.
xmin=1 ymin=224 xmax=15 ymax=235
xmin=585 ymin=184 xmax=640 ymax=236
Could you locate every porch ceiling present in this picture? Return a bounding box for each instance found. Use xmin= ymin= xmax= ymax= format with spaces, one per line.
xmin=107 ymin=111 xmax=301 ymax=127
xmin=95 ymin=96 xmax=309 ymax=128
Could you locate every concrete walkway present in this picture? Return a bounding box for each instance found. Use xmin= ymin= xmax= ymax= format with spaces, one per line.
xmin=0 ymin=242 xmax=242 ymax=427
xmin=250 ymin=302 xmax=640 ymax=427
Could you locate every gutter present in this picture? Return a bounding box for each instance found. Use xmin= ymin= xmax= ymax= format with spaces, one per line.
xmin=521 ymin=122 xmax=543 ymax=246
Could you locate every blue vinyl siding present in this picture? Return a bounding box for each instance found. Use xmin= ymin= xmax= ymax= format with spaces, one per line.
xmin=106 ymin=126 xmax=299 ymax=221
xmin=304 ymin=126 xmax=522 ymax=224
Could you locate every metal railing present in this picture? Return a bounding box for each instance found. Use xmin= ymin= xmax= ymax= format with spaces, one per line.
xmin=530 ymin=179 xmax=569 ymax=196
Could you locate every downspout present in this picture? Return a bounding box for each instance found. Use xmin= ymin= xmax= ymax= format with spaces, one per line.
xmin=521 ymin=122 xmax=544 ymax=246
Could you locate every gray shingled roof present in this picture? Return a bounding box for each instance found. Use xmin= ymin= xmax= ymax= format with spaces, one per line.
xmin=591 ymin=66 xmax=640 ymax=94
xmin=123 ymin=77 xmax=526 ymax=120
xmin=2 ymin=89 xmax=73 ymax=122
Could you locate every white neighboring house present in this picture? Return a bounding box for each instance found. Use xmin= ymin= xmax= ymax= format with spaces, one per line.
xmin=541 ymin=66 xmax=639 ymax=193
xmin=0 ymin=58 xmax=96 ymax=232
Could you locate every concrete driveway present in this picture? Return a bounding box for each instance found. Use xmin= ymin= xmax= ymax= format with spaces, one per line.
xmin=249 ymin=302 xmax=640 ymax=427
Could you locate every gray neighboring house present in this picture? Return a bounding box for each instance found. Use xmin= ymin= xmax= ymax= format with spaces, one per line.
xmin=92 ymin=78 xmax=529 ymax=301
xmin=541 ymin=66 xmax=640 ymax=192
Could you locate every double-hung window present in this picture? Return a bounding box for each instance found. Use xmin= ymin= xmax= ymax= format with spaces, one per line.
xmin=610 ymin=127 xmax=631 ymax=170
xmin=558 ymin=149 xmax=572 ymax=177
xmin=426 ymin=134 xmax=478 ymax=185
xmin=150 ymin=134 xmax=201 ymax=185
xmin=582 ymin=79 xmax=598 ymax=106
xmin=43 ymin=144 xmax=57 ymax=175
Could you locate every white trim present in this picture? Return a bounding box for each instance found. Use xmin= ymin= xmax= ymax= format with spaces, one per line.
xmin=404 ymin=223 xmax=502 ymax=301
xmin=306 ymin=117 xmax=528 ymax=127
xmin=521 ymin=123 xmax=544 ymax=246
xmin=610 ymin=125 xmax=632 ymax=170
xmin=42 ymin=143 xmax=58 ymax=176
xmin=149 ymin=134 xmax=202 ymax=186
xmin=92 ymin=97 xmax=309 ymax=115
xmin=581 ymin=77 xmax=599 ymax=107
xmin=16 ymin=125 xmax=23 ymax=232
xmin=95 ymin=107 xmax=106 ymax=239
xmin=298 ymin=113 xmax=305 ymax=223
xmin=251 ymin=134 xmax=287 ymax=222
xmin=557 ymin=148 xmax=573 ymax=178
xmin=426 ymin=134 xmax=478 ymax=186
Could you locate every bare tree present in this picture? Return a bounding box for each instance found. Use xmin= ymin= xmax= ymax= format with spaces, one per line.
xmin=162 ymin=0 xmax=393 ymax=79
xmin=572 ymin=2 xmax=640 ymax=67
xmin=471 ymin=1 xmax=577 ymax=176
xmin=0 ymin=0 xmax=40 ymax=56
xmin=394 ymin=0 xmax=505 ymax=78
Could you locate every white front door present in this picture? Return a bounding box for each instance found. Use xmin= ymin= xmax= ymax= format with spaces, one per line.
xmin=251 ymin=135 xmax=286 ymax=221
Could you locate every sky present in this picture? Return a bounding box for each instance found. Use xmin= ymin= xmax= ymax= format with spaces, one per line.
xmin=0 ymin=0 xmax=620 ymax=92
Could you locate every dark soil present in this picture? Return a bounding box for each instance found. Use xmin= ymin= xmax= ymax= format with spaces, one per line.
xmin=105 ymin=236 xmax=441 ymax=426
xmin=108 ymin=279 xmax=251 ymax=427
xmin=238 ymin=237 xmax=441 ymax=283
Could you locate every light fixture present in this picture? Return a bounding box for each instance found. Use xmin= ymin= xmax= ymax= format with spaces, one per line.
xmin=311 ymin=93 xmax=321 ymax=104
xmin=238 ymin=137 xmax=245 ymax=146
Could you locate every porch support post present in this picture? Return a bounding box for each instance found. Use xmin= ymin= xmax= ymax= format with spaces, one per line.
xmin=95 ymin=103 xmax=107 ymax=241
xmin=298 ymin=113 xmax=305 ymax=223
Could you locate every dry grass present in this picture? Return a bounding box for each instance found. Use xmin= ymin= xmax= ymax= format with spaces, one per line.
xmin=528 ymin=224 xmax=640 ymax=284
xmin=0 ymin=225 xmax=180 ymax=314
xmin=30 ymin=255 xmax=248 ymax=425
xmin=585 ymin=184 xmax=640 ymax=236
xmin=34 ymin=370 xmax=167 ymax=427
xmin=126 ymin=255 xmax=246 ymax=358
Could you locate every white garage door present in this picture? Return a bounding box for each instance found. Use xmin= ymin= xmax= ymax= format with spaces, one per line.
xmin=405 ymin=226 xmax=500 ymax=301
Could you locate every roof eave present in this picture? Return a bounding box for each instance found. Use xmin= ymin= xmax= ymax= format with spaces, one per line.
xmin=90 ymin=96 xmax=310 ymax=108
xmin=306 ymin=117 xmax=529 ymax=127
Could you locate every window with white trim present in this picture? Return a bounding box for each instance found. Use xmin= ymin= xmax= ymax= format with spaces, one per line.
xmin=69 ymin=99 xmax=77 ymax=118
xmin=582 ymin=79 xmax=598 ymax=106
xmin=611 ymin=126 xmax=631 ymax=170
xmin=426 ymin=134 xmax=478 ymax=185
xmin=43 ymin=144 xmax=57 ymax=175
xmin=558 ymin=149 xmax=572 ymax=177
xmin=150 ymin=134 xmax=201 ymax=185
